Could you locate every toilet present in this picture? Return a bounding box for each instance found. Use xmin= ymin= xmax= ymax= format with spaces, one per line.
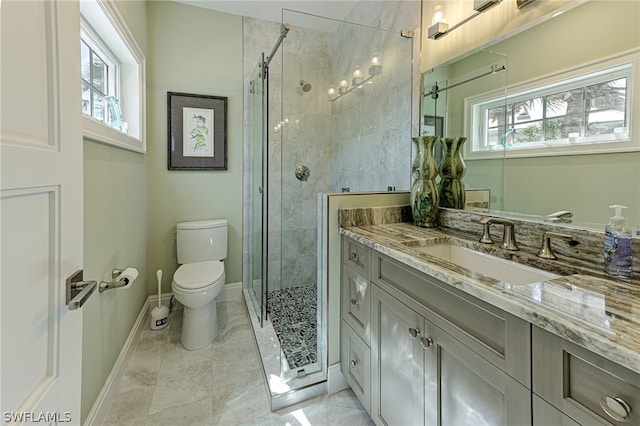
xmin=172 ymin=219 xmax=227 ymax=350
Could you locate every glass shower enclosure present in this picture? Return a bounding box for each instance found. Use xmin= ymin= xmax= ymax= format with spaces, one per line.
xmin=245 ymin=7 xmax=414 ymax=407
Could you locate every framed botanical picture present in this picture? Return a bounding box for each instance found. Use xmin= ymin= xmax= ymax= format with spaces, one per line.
xmin=167 ymin=92 xmax=227 ymax=170
xmin=422 ymin=115 xmax=444 ymax=137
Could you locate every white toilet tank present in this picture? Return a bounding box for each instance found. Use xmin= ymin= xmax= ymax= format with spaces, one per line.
xmin=176 ymin=219 xmax=227 ymax=264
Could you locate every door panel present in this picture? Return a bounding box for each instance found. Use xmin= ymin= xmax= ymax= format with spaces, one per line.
xmin=425 ymin=325 xmax=531 ymax=426
xmin=1 ymin=0 xmax=83 ymax=420
xmin=371 ymin=286 xmax=424 ymax=426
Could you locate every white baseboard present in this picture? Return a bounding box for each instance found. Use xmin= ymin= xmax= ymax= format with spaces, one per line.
xmin=327 ymin=362 xmax=349 ymax=395
xmin=84 ymin=297 xmax=150 ymax=426
xmin=218 ymin=281 xmax=242 ymax=301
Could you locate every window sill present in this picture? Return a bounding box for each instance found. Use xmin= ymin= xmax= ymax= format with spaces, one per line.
xmin=466 ymin=137 xmax=639 ymax=160
xmin=83 ymin=116 xmax=145 ymax=153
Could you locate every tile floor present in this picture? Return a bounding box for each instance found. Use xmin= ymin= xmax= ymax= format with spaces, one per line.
xmin=266 ymin=284 xmax=318 ymax=369
xmin=102 ymin=298 xmax=373 ymax=426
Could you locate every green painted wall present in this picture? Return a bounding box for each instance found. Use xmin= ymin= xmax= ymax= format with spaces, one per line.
xmin=500 ymin=0 xmax=640 ymax=226
xmin=81 ymin=1 xmax=149 ymax=422
xmin=146 ymin=1 xmax=243 ymax=293
xmin=81 ymin=1 xmax=244 ymax=420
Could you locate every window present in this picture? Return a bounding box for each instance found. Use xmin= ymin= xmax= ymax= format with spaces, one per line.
xmin=80 ymin=0 xmax=145 ymax=153
xmin=81 ymin=26 xmax=120 ymax=128
xmin=465 ymin=51 xmax=638 ymax=159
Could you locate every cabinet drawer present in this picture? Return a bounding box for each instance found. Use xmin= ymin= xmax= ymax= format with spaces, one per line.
xmin=533 ymin=395 xmax=580 ymax=426
xmin=533 ymin=327 xmax=640 ymax=426
xmin=341 ymin=265 xmax=370 ymax=344
xmin=372 ymin=251 xmax=531 ymax=387
xmin=341 ymin=321 xmax=370 ymax=413
xmin=342 ymin=237 xmax=371 ymax=278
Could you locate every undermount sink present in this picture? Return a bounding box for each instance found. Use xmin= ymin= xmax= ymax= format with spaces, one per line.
xmin=406 ymin=241 xmax=560 ymax=286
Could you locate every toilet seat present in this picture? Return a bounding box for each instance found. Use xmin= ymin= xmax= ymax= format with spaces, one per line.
xmin=173 ymin=260 xmax=224 ymax=293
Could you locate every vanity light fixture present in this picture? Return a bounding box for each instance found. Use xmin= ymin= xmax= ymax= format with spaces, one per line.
xmin=516 ymin=0 xmax=536 ymax=9
xmin=329 ymin=55 xmax=383 ymax=102
xmin=429 ymin=0 xmax=501 ymax=40
xmin=427 ymin=21 xmax=449 ymax=39
xmin=474 ymin=0 xmax=500 ymax=12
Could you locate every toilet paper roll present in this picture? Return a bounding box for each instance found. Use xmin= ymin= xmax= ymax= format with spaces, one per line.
xmin=118 ymin=267 xmax=139 ymax=289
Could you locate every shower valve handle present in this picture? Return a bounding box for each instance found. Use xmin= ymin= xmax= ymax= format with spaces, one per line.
xmin=295 ymin=165 xmax=310 ymax=182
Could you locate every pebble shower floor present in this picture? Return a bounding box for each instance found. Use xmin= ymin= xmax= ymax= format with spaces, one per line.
xmin=266 ymin=284 xmax=317 ymax=369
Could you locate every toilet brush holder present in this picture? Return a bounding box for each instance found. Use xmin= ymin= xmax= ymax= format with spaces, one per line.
xmin=151 ymin=269 xmax=169 ymax=330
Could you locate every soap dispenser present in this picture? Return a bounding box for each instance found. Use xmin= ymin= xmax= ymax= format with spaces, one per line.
xmin=604 ymin=204 xmax=633 ymax=279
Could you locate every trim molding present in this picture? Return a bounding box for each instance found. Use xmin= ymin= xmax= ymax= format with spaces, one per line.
xmin=84 ymin=297 xmax=150 ymax=425
xmin=327 ymin=362 xmax=349 ymax=395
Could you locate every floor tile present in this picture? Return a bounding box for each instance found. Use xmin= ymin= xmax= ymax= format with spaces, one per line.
xmin=101 ymin=298 xmax=372 ymax=426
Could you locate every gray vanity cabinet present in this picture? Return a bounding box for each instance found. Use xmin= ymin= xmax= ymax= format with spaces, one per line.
xmin=340 ymin=238 xmax=372 ymax=413
xmin=370 ymin=282 xmax=532 ymax=426
xmin=533 ymin=327 xmax=640 ymax=426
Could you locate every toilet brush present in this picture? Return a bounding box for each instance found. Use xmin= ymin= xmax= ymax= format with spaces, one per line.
xmin=151 ymin=269 xmax=169 ymax=330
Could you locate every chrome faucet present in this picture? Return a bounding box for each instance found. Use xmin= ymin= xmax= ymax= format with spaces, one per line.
xmin=545 ymin=211 xmax=574 ymax=223
xmin=537 ymin=232 xmax=579 ymax=260
xmin=474 ymin=217 xmax=519 ymax=251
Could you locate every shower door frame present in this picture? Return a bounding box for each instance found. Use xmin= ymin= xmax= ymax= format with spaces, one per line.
xmin=249 ymin=53 xmax=268 ymax=326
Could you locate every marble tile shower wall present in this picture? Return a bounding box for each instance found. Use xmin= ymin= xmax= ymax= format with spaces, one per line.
xmin=242 ymin=2 xmax=421 ymax=290
xmin=242 ymin=16 xmax=332 ymax=290
xmin=279 ymin=23 xmax=333 ymax=289
xmin=331 ymin=0 xmax=420 ymax=192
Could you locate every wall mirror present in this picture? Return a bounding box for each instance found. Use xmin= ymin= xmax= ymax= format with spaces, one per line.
xmin=421 ymin=0 xmax=640 ymax=230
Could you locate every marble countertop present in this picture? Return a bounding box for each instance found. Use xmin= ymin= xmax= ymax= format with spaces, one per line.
xmin=340 ymin=222 xmax=640 ymax=375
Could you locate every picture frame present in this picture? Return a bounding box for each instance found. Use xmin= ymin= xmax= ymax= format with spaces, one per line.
xmin=167 ymin=92 xmax=227 ymax=170
xmin=422 ymin=115 xmax=444 ymax=137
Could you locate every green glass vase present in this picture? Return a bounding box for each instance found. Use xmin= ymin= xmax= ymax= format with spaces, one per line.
xmin=410 ymin=136 xmax=440 ymax=227
xmin=438 ymin=137 xmax=467 ymax=209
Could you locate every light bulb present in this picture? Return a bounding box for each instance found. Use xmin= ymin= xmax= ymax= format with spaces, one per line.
xmin=352 ymin=67 xmax=364 ymax=86
xmin=339 ymin=79 xmax=348 ymax=94
xmin=369 ymin=56 xmax=382 ymax=76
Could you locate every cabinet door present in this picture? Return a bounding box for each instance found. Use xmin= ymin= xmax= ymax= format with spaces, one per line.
xmin=424 ymin=323 xmax=532 ymax=426
xmin=371 ymin=286 xmax=425 ymax=426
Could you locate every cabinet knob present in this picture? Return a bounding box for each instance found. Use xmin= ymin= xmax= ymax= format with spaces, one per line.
xmin=408 ymin=327 xmax=420 ymax=338
xmin=350 ymin=297 xmax=361 ymax=305
xmin=600 ymin=396 xmax=631 ymax=422
xmin=420 ymin=336 xmax=433 ymax=350
xmin=350 ymin=252 xmax=359 ymax=260
xmin=351 ymin=359 xmax=360 ymax=368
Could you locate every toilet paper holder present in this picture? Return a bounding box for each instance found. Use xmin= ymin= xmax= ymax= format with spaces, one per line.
xmin=99 ymin=268 xmax=138 ymax=293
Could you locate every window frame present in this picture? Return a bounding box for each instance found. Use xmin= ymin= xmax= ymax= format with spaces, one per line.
xmin=464 ymin=49 xmax=639 ymax=160
xmin=80 ymin=0 xmax=146 ymax=153
xmin=81 ymin=21 xmax=120 ymax=124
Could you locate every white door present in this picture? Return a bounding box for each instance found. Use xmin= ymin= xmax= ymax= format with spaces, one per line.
xmin=1 ymin=0 xmax=84 ymax=423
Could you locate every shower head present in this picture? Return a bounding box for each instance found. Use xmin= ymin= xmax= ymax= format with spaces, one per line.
xmin=299 ymin=80 xmax=312 ymax=92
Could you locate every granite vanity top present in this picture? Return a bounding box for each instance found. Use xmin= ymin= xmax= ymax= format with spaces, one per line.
xmin=340 ymin=221 xmax=640 ymax=375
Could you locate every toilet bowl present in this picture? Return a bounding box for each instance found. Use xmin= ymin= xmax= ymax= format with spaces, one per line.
xmin=172 ymin=219 xmax=228 ymax=350
xmin=172 ymin=260 xmax=225 ymax=350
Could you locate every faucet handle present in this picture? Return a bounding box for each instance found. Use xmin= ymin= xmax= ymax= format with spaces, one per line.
xmin=538 ymin=232 xmax=577 ymax=260
xmin=472 ymin=217 xmax=494 ymax=244
xmin=500 ymin=223 xmax=519 ymax=251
